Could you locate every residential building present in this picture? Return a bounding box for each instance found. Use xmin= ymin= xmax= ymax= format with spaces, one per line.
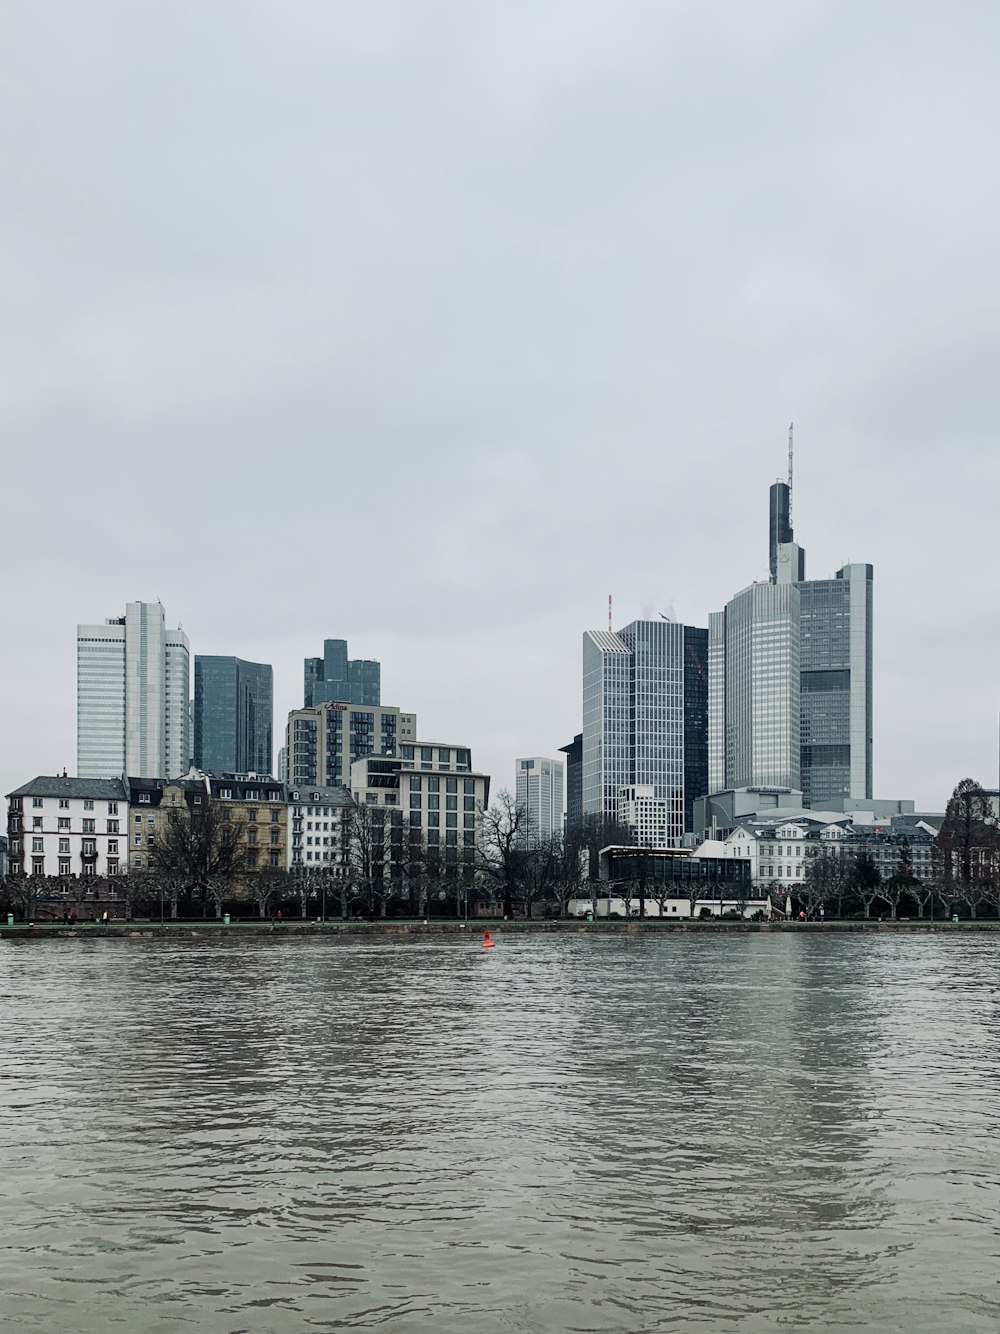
xmin=127 ymin=775 xmax=211 ymax=873
xmin=304 ymin=638 xmax=380 ymax=708
xmin=6 ymin=776 xmax=130 ymax=878
xmin=288 ymin=784 xmax=354 ymax=873
xmin=0 ymin=834 xmax=7 ymax=879
xmin=515 ymin=756 xmax=564 ymax=846
xmin=193 ymin=656 xmax=273 ymax=776
xmin=559 ymin=733 xmax=583 ymax=829
xmin=206 ymin=774 xmax=289 ymax=872
xmin=350 ymin=742 xmax=490 ymax=887
xmin=582 ymin=619 xmax=708 ymax=843
xmin=77 ymin=601 xmax=190 ymax=779
xmin=285 ymin=701 xmax=417 ymax=789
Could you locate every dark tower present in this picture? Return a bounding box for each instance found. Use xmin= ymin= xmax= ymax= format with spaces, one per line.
xmin=769 ymin=480 xmax=793 ymax=583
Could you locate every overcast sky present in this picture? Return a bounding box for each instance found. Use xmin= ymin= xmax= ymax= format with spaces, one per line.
xmin=3 ymin=1 xmax=999 ymax=812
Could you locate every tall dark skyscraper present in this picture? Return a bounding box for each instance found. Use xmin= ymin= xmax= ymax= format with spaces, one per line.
xmin=194 ymin=656 xmax=273 ymax=776
xmin=303 ymin=638 xmax=380 ymax=707
xmin=559 ymin=733 xmax=583 ymax=829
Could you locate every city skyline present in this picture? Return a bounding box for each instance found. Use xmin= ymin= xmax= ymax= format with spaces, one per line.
xmin=4 ymin=5 xmax=1000 ymax=812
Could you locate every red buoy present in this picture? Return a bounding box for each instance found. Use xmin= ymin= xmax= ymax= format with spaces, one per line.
xmin=482 ymin=930 xmax=495 ymax=949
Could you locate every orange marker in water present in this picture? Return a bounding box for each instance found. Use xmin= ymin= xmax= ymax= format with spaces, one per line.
xmin=482 ymin=930 xmax=495 ymax=949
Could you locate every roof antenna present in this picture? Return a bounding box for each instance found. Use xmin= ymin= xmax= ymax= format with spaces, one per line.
xmin=787 ymin=422 xmax=794 ymax=526
xmin=608 ymin=593 xmax=612 ymax=631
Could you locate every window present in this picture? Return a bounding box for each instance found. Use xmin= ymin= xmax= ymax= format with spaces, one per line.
xmin=446 ymin=796 xmax=457 ymax=811
xmin=32 ymin=858 xmax=44 ymax=875
xmin=83 ymin=819 xmax=95 ymax=834
xmin=59 ymin=859 xmax=71 ymax=876
xmin=107 ymin=861 xmax=119 ymax=876
xmin=409 ymin=776 xmax=421 ymax=791
xmin=464 ymin=779 xmax=476 ymax=795
xmin=139 ymin=793 xmax=150 ymax=804
xmin=248 ymin=829 xmax=257 ymax=845
xmin=58 ymin=818 xmax=70 ymax=831
xmin=410 ymin=794 xmax=421 ymax=809
xmin=365 ymin=794 xmax=377 ymax=805
xmin=270 ymin=851 xmax=281 ymax=867
xmin=270 ymin=829 xmax=279 ymax=844
xmin=220 ymin=788 xmax=232 ymax=799
xmin=248 ymin=809 xmax=257 ymax=822
xmin=58 ymin=838 xmax=70 ymax=854
xmin=428 ymin=795 xmax=440 ymax=810
xmin=464 ymin=796 xmax=475 ymax=812
xmin=194 ymin=795 xmax=202 ymax=805
xmin=247 ymin=851 xmax=258 ymax=868
xmin=107 ymin=820 xmax=119 ymax=834
xmin=134 ymin=814 xmax=142 ymax=824
xmin=421 ymin=747 xmax=433 ymax=762
xmin=222 ymin=808 xmax=231 ymax=822
xmin=446 ymin=778 xmax=457 ymax=794
xmin=464 ymin=814 xmax=475 ymax=829
xmin=134 ymin=835 xmax=142 ymax=846
xmin=32 ymin=817 xmax=42 ymax=829
xmin=32 ymin=837 xmax=44 ymax=853
xmin=58 ymin=798 xmax=69 ymax=810
xmin=446 ymin=812 xmax=457 ymax=828
xmin=83 ymin=841 xmax=95 ymax=857
xmin=108 ymin=840 xmax=118 ymax=854
xmin=32 ymin=797 xmax=43 ymax=808
xmin=428 ymin=812 xmax=439 ymax=827
xmin=428 ymin=777 xmax=439 ymax=793
xmin=83 ymin=799 xmax=94 ymax=811
xmin=439 ymin=749 xmax=451 ymax=763
xmin=271 ymin=809 xmax=280 ymax=822
xmin=9 ymin=840 xmax=19 ymax=855
xmin=108 ymin=802 xmax=118 ymax=815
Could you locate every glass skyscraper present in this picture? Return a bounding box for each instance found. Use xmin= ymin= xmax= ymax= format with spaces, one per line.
xmin=193 ymin=656 xmax=273 ymax=776
xmin=77 ymin=601 xmax=190 ymax=779
xmin=304 ymin=638 xmax=381 ymax=708
xmin=709 ymin=476 xmax=873 ymax=808
xmin=582 ymin=620 xmax=708 ymax=842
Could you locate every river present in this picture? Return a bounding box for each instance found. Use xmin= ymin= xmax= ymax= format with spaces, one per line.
xmin=1 ymin=931 xmax=998 ymax=1332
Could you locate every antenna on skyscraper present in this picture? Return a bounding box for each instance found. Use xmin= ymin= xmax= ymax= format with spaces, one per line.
xmin=608 ymin=594 xmax=613 ymax=631
xmin=787 ymin=422 xmax=794 ymax=524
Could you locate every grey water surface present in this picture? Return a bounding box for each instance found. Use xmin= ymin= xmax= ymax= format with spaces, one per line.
xmin=1 ymin=931 xmax=999 ymax=1333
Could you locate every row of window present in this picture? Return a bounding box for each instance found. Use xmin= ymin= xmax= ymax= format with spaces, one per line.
xmin=13 ymin=798 xmax=121 ymax=814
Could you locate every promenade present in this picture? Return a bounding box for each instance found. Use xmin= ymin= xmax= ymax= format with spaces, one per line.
xmin=3 ymin=917 xmax=1000 ymax=940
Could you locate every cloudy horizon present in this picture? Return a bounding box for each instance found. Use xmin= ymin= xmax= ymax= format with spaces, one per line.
xmin=4 ymin=1 xmax=1000 ymax=812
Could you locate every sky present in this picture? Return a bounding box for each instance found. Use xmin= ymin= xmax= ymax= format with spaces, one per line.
xmin=3 ymin=0 xmax=999 ymax=813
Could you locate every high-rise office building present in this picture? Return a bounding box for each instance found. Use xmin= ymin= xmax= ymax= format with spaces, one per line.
xmin=559 ymin=733 xmax=583 ymax=829
xmin=193 ymin=656 xmax=273 ymax=776
xmin=515 ymin=757 xmax=565 ymax=846
xmin=304 ymin=639 xmax=380 ymax=708
xmin=77 ymin=602 xmax=190 ymax=779
xmin=582 ymin=620 xmax=708 ymax=843
xmin=708 ymin=582 xmax=801 ymax=792
xmin=709 ymin=463 xmax=873 ymax=807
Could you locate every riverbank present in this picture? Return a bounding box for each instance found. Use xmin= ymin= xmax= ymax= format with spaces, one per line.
xmin=3 ymin=917 xmax=1000 ymax=940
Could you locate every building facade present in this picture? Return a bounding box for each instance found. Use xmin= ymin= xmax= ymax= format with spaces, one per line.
xmin=193 ymin=656 xmax=273 ymax=776
xmin=289 ymin=784 xmax=354 ymax=873
xmin=709 ymin=474 xmax=873 ymax=808
xmin=285 ymin=701 xmax=417 ymax=789
xmin=709 ymin=582 xmax=801 ymax=793
xmin=77 ymin=601 xmax=190 ymax=779
xmin=304 ymin=638 xmax=380 ymax=708
xmin=6 ymin=776 xmax=130 ymax=878
xmin=559 ymin=733 xmax=583 ymax=829
xmin=582 ymin=620 xmax=708 ymax=843
xmin=515 ymin=756 xmax=564 ymax=846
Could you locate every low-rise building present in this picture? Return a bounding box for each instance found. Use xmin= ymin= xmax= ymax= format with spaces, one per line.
xmin=6 ymin=776 xmax=130 ymax=878
xmin=289 ymin=783 xmax=354 ymax=873
xmin=206 ymin=773 xmax=289 ymax=872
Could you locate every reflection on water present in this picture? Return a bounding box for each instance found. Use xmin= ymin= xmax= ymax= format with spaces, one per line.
xmin=1 ymin=933 xmax=999 ymax=1332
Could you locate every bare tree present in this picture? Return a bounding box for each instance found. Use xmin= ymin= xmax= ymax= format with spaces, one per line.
xmin=249 ymin=867 xmax=291 ymax=919
xmin=803 ymin=850 xmax=845 ymax=918
xmin=934 ymin=778 xmax=1000 ymax=919
xmin=148 ymin=803 xmax=249 ymax=918
xmin=477 ymin=789 xmax=528 ymax=918
xmin=346 ymin=802 xmax=400 ymax=918
xmin=847 ymin=847 xmax=883 ymax=919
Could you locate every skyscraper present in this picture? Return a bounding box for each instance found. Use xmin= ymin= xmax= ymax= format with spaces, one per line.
xmin=193 ymin=656 xmax=273 ymax=775
xmin=709 ymin=458 xmax=873 ymax=807
xmin=559 ymin=733 xmax=583 ymax=829
xmin=515 ymin=757 xmax=565 ymax=846
xmin=77 ymin=601 xmax=190 ymax=779
xmin=582 ymin=619 xmax=708 ymax=843
xmin=304 ymin=638 xmax=380 ymax=708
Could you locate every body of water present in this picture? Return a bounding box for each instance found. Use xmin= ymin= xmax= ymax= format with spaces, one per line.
xmin=1 ymin=931 xmax=999 ymax=1332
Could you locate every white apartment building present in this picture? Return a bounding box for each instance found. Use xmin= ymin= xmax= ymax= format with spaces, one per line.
xmin=77 ymin=601 xmax=190 ymax=779
xmin=289 ymin=784 xmax=355 ymax=873
xmin=5 ymin=777 xmax=130 ymax=878
xmin=515 ymin=756 xmax=564 ymax=846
